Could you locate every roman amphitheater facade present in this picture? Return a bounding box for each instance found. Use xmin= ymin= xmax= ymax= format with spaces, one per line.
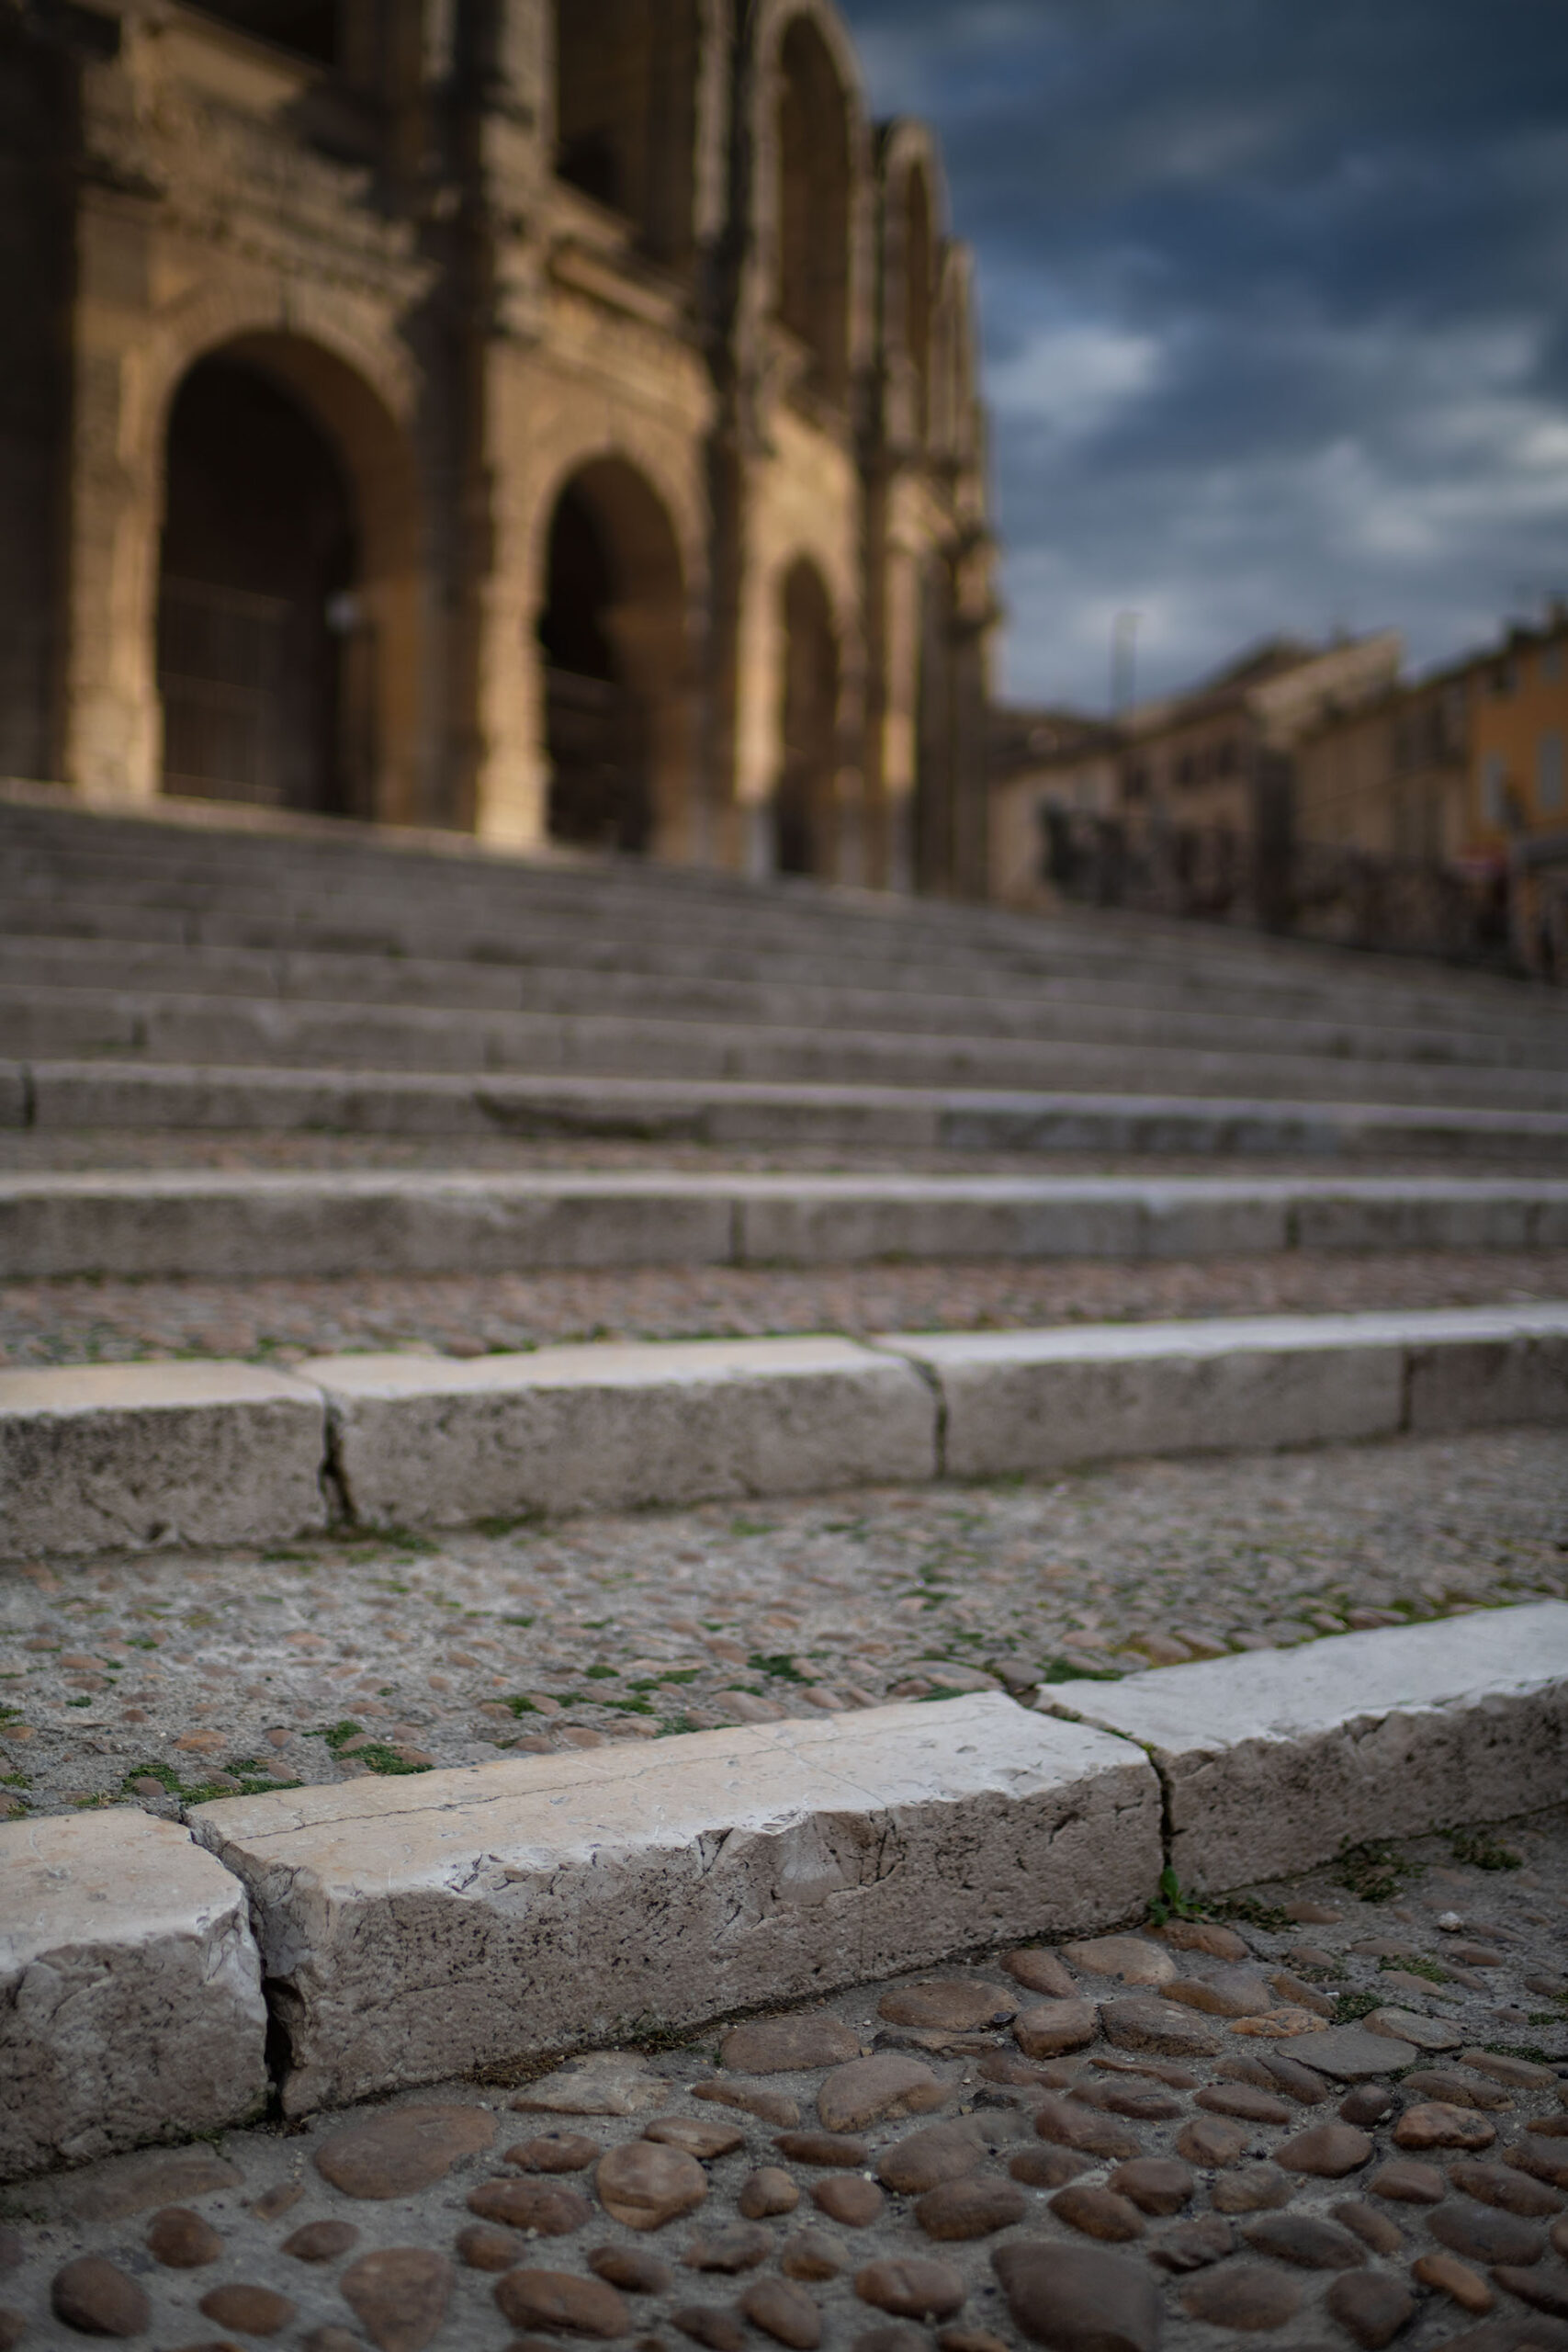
xmin=2 ymin=0 xmax=995 ymax=892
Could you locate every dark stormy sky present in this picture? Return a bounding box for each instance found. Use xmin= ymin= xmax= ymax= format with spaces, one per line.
xmin=836 ymin=0 xmax=1568 ymax=713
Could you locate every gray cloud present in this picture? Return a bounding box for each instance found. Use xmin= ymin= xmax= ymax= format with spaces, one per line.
xmin=838 ymin=0 xmax=1568 ymax=707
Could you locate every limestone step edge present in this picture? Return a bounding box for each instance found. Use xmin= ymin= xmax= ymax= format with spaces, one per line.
xmin=6 ymin=1168 xmax=1568 ymax=1280
xmin=4 ymin=1306 xmax=1568 ymax=1554
xmin=5 ymin=1607 xmax=1565 ymax=2180
xmin=1039 ymin=1600 xmax=1568 ymax=1896
xmin=11 ymin=1058 xmax=1568 ymax=1156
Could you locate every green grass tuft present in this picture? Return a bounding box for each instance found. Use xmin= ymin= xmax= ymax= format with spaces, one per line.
xmin=1448 ymin=1826 xmax=1523 ymax=1871
xmin=1335 ymin=1839 xmax=1416 ymax=1904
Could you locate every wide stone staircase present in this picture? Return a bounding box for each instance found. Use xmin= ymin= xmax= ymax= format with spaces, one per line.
xmin=2 ymin=779 xmax=1566 ymax=1549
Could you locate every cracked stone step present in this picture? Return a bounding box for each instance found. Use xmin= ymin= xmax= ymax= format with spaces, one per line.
xmin=1051 ymin=1599 xmax=1568 ymax=1891
xmin=3 ymin=1618 xmax=1566 ymax=2177
xmin=5 ymin=1307 xmax=1566 ymax=1554
xmin=311 ymin=1335 xmax=938 ymax=1525
xmin=0 ymin=1357 xmax=328 ymax=1554
xmin=188 ymin=1694 xmax=1161 ymax=2114
xmin=0 ymin=1806 xmax=268 ymax=2183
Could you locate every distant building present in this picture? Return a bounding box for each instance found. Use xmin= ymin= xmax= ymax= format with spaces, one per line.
xmin=987 ymin=632 xmax=1402 ymax=908
xmin=987 ymin=706 xmax=1122 ymax=907
xmin=1296 ymin=605 xmax=1568 ymax=873
xmin=1116 ymin=633 xmax=1404 ymax=838
xmin=1294 ymin=667 xmax=1470 ymax=865
xmin=1467 ymin=610 xmax=1568 ymax=858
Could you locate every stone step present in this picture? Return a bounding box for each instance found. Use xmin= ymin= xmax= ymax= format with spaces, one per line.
xmin=15 ymin=884 xmax=1557 ymax=1046
xmin=197 ymin=1697 xmax=1159 ymax=2117
xmin=6 ymin=1169 xmax=1567 ymax=1280
xmin=5 ymin=1603 xmax=1563 ymax=2166
xmin=0 ymin=1806 xmax=269 ymax=2182
xmin=13 ymin=1058 xmax=1568 ymax=1159
xmin=7 ymin=854 xmax=1556 ymax=1025
xmin=5 ymin=1305 xmax=1564 ymax=1552
xmin=1058 ymin=1600 xmax=1568 ymax=1893
xmin=5 ymin=930 xmax=1562 ymax=1069
xmin=194 ymin=1602 xmax=1568 ymax=2113
xmin=3 ymin=792 xmax=1556 ymax=1021
xmin=881 ymin=1303 xmax=1568 ymax=1477
xmin=7 ymin=984 xmax=1566 ymax=1110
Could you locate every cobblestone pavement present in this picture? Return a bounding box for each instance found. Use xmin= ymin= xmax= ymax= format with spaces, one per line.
xmin=4 ymin=1251 xmax=1566 ymax=1368
xmin=3 ymin=1810 xmax=1566 ymax=2351
xmin=3 ymin=1427 xmax=1564 ymax=1823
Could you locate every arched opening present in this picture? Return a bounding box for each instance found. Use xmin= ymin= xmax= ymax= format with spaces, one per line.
xmin=775 ymin=560 xmax=839 ymax=876
xmin=904 ymin=164 xmax=933 ymax=443
xmin=554 ymin=0 xmax=699 ymax=266
xmin=777 ymin=17 xmax=851 ymax=404
xmin=913 ymin=548 xmax=987 ymax=897
xmin=537 ymin=458 xmax=689 ymax=856
xmin=157 ymin=354 xmax=369 ymax=814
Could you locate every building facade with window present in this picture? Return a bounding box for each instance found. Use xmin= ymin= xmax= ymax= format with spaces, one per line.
xmin=986 ymin=706 xmax=1123 ymax=909
xmin=1293 ymin=668 xmax=1471 ymax=865
xmin=1 ymin=0 xmax=994 ymax=892
xmin=1293 ymin=608 xmax=1568 ymax=871
xmin=1113 ymin=633 xmax=1404 ymax=842
xmin=985 ymin=635 xmax=1404 ymax=912
xmin=1467 ymin=612 xmax=1568 ymax=855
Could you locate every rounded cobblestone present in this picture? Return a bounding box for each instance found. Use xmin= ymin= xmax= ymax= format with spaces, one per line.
xmin=3 ymin=1811 xmax=1564 ymax=2352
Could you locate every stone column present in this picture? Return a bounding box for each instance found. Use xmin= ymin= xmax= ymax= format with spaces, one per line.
xmin=468 ymin=2 xmax=549 ymax=850
xmin=61 ymin=188 xmax=164 ymax=799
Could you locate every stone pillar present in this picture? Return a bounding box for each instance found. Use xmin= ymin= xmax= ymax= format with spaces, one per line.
xmin=731 ymin=514 xmax=780 ymax=873
xmin=61 ymin=190 xmax=163 ymax=799
xmin=879 ymin=539 xmax=920 ymax=892
xmin=468 ymin=2 xmax=549 ymax=851
xmin=472 ymin=437 xmax=547 ymax=853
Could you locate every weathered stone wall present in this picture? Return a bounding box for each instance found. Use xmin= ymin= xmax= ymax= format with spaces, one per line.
xmin=6 ymin=0 xmax=993 ymax=894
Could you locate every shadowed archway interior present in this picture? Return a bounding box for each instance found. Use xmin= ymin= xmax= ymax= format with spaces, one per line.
xmin=776 ymin=558 xmax=839 ymax=876
xmin=157 ymin=356 xmax=370 ymax=816
xmin=539 ymin=484 xmax=651 ymax=854
xmin=554 ymin=0 xmax=700 ymax=266
xmin=537 ymin=458 xmax=690 ymax=857
xmin=777 ymin=17 xmax=852 ymax=406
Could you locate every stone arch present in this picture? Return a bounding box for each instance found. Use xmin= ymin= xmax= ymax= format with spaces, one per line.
xmin=157 ymin=355 xmax=355 ymax=815
xmin=535 ymin=454 xmax=693 ymax=857
xmin=80 ymin=283 xmax=425 ymax=817
xmin=774 ymin=14 xmax=854 ymax=403
xmin=554 ymin=0 xmax=703 ymax=266
xmin=903 ymin=164 xmax=934 ymax=441
xmin=931 ymin=243 xmax=979 ymax=464
xmin=152 ymin=332 xmax=419 ymax=820
xmin=878 ymin=123 xmax=947 ymax=448
xmin=64 ymin=280 xmax=425 ymax=807
xmin=774 ymin=555 xmax=840 ymax=876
